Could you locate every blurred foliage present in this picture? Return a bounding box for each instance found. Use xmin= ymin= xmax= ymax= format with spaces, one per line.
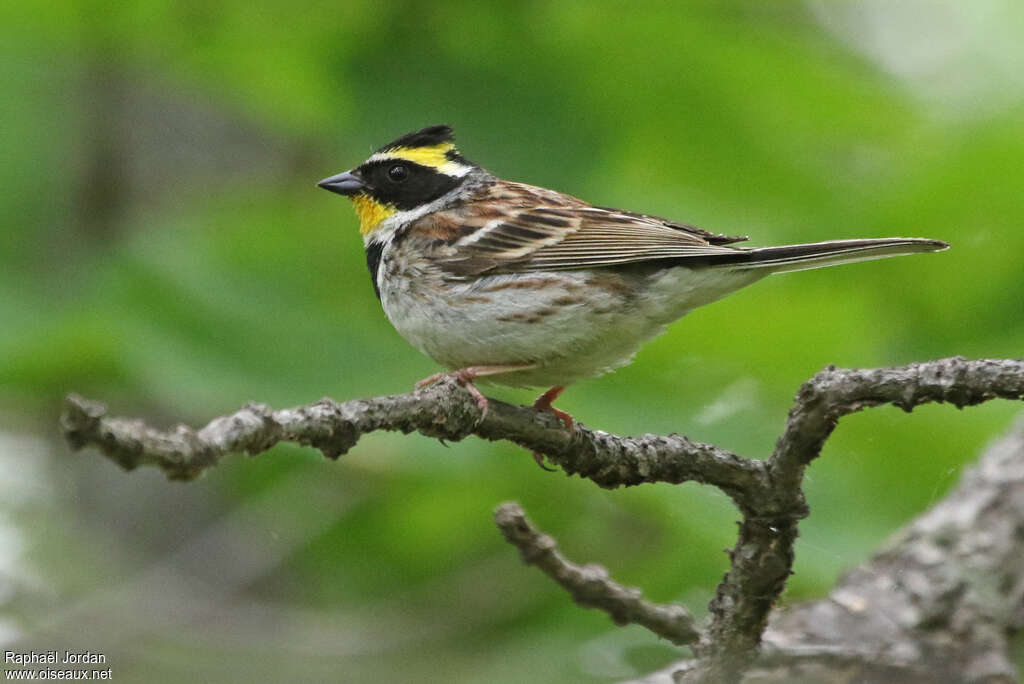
xmin=1 ymin=1 xmax=1023 ymax=682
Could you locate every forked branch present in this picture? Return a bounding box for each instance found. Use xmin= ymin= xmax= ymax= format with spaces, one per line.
xmin=700 ymin=356 xmax=1024 ymax=680
xmin=60 ymin=356 xmax=1024 ymax=682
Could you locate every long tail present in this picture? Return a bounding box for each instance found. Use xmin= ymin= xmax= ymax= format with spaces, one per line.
xmin=712 ymin=238 xmax=949 ymax=274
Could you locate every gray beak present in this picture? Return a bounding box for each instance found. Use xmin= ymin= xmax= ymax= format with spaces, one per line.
xmin=317 ymin=170 xmax=365 ymax=196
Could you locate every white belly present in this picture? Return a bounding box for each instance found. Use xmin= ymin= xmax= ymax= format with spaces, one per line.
xmin=377 ymin=248 xmax=764 ymax=387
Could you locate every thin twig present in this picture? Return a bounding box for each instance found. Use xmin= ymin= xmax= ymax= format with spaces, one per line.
xmin=494 ymin=502 xmax=699 ymax=645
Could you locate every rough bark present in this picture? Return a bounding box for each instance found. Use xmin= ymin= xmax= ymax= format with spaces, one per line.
xmin=61 ymin=356 xmax=1024 ymax=683
xmin=633 ymin=417 xmax=1024 ymax=684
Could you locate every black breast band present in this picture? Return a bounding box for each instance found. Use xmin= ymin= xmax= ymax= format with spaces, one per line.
xmin=365 ymin=241 xmax=385 ymax=301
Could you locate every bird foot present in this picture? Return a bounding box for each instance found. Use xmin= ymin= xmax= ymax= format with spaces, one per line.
xmin=416 ymin=364 xmax=536 ymax=421
xmin=416 ymin=368 xmax=491 ymax=419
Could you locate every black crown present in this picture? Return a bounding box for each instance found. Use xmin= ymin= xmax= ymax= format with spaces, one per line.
xmin=378 ymin=125 xmax=455 ymax=152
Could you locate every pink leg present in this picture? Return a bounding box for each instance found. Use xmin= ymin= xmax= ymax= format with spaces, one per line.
xmin=531 ymin=386 xmax=575 ymax=470
xmin=533 ymin=386 xmax=574 ymax=430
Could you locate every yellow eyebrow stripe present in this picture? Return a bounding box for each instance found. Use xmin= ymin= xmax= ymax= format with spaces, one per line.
xmin=381 ymin=143 xmax=456 ymax=169
xmin=368 ymin=143 xmax=471 ymax=177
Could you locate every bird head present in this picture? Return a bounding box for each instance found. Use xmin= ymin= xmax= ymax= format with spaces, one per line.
xmin=318 ymin=125 xmax=476 ymax=236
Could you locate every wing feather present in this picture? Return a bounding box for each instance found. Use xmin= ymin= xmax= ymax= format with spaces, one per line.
xmin=415 ymin=181 xmax=744 ymax=277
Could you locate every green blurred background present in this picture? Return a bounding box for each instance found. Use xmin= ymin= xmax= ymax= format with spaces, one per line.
xmin=2 ymin=1 xmax=1023 ymax=681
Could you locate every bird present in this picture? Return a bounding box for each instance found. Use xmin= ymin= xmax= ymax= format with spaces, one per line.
xmin=318 ymin=124 xmax=947 ymax=440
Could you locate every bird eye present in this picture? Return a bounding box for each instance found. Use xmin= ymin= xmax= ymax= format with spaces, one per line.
xmin=388 ymin=164 xmax=409 ymax=183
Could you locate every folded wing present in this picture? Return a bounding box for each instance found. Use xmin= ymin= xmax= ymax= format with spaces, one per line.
xmin=421 ymin=181 xmax=947 ymax=278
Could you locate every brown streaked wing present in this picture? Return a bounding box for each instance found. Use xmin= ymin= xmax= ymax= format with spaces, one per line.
xmin=431 ymin=181 xmax=744 ymax=277
xmin=591 ymin=206 xmax=748 ymax=245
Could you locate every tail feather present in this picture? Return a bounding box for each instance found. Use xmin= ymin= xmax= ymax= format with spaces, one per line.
xmin=718 ymin=238 xmax=949 ymax=274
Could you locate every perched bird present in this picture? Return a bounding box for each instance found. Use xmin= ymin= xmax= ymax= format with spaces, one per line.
xmin=318 ymin=125 xmax=947 ymax=432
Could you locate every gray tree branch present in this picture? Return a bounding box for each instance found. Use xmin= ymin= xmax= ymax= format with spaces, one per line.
xmin=60 ymin=376 xmax=764 ymax=503
xmin=634 ymin=416 xmax=1024 ymax=684
xmin=60 ymin=356 xmax=1024 ymax=683
xmin=494 ymin=502 xmax=699 ymax=645
xmin=699 ymin=357 xmax=1024 ymax=681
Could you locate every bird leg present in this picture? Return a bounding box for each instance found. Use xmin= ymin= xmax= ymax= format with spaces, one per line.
xmin=416 ymin=364 xmax=536 ymax=420
xmin=531 ymin=385 xmax=574 ymax=470
xmin=533 ymin=386 xmax=574 ymax=430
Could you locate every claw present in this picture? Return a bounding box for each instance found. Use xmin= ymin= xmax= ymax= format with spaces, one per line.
xmin=455 ymin=370 xmax=490 ymax=420
xmin=532 ymin=451 xmax=558 ymax=472
xmin=416 ymin=370 xmax=489 ymax=422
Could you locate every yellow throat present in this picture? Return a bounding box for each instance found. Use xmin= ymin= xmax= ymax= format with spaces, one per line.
xmin=350 ymin=194 xmax=396 ymax=235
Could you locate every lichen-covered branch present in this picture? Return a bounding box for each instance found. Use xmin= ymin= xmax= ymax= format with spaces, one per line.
xmin=770 ymin=356 xmax=1024 ymax=492
xmin=697 ymin=356 xmax=1024 ymax=682
xmin=494 ymin=502 xmax=699 ymax=646
xmin=634 ymin=417 xmax=1024 ymax=684
xmin=60 ymin=356 xmax=1024 ymax=683
xmin=60 ymin=376 xmax=766 ymax=507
